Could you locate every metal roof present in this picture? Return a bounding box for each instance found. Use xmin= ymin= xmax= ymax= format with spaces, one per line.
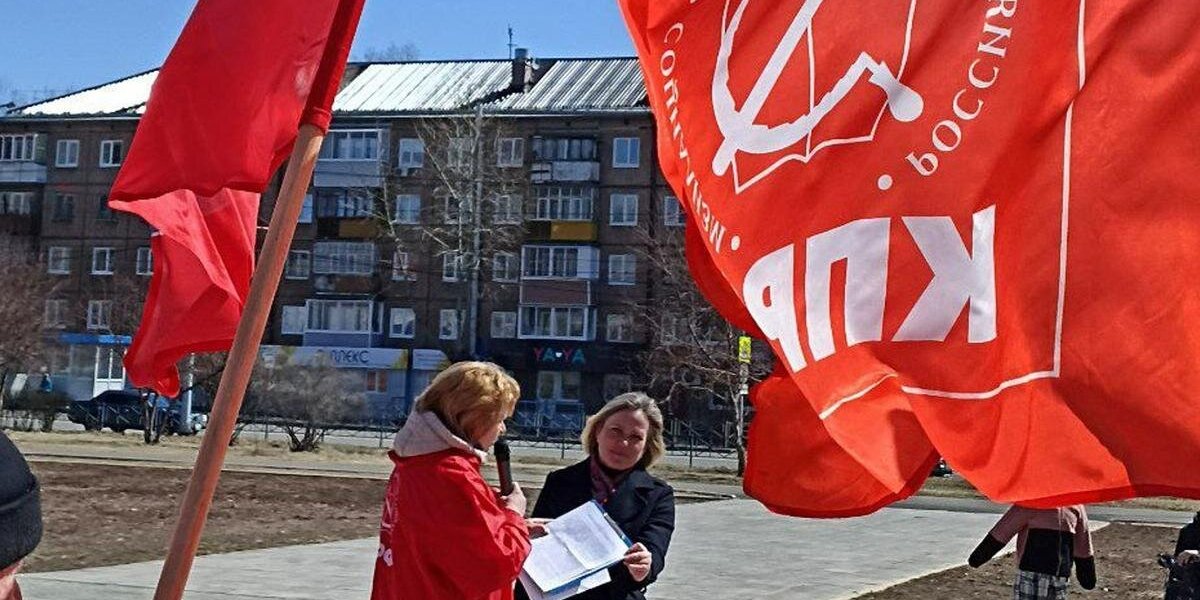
xmin=332 ymin=61 xmax=514 ymax=114
xmin=12 ymin=70 xmax=157 ymax=117
xmin=4 ymin=57 xmax=649 ymax=119
xmin=491 ymin=58 xmax=648 ymax=113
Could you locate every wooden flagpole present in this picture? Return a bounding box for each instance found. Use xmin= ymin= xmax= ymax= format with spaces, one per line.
xmin=153 ymin=124 xmax=325 ymax=600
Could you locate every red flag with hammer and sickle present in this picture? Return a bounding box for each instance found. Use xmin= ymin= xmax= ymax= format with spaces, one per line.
xmin=620 ymin=0 xmax=1200 ymax=516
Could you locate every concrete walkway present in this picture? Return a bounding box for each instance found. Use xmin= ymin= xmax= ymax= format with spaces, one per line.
xmin=20 ymin=499 xmax=1036 ymax=600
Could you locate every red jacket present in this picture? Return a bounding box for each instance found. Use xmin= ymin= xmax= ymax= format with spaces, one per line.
xmin=371 ymin=448 xmax=530 ymax=600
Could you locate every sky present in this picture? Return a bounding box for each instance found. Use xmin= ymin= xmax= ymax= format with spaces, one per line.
xmin=2 ymin=0 xmax=637 ymax=99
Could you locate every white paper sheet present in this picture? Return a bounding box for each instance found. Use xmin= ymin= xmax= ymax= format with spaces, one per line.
xmin=520 ymin=501 xmax=630 ymax=594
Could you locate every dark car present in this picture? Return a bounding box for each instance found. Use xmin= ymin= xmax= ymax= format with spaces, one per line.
xmin=931 ymin=458 xmax=954 ymax=478
xmin=68 ymin=390 xmax=143 ymax=432
xmin=67 ymin=390 xmax=200 ymax=434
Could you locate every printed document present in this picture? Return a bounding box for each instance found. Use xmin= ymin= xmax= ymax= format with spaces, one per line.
xmin=520 ymin=501 xmax=630 ymax=597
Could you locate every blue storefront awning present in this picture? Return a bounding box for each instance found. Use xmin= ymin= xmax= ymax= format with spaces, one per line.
xmin=58 ymin=332 xmax=133 ymax=346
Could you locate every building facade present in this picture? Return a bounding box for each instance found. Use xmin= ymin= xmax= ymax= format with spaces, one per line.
xmin=0 ymin=53 xmax=713 ymax=433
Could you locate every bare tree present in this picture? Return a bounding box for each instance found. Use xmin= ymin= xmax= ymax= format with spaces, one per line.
xmin=190 ymin=351 xmax=269 ymax=445
xmin=356 ymin=42 xmax=420 ymax=62
xmin=374 ymin=110 xmax=529 ymax=358
xmin=0 ymin=235 xmax=58 ymax=411
xmin=628 ymin=225 xmax=772 ymax=475
xmin=250 ymin=359 xmax=367 ymax=452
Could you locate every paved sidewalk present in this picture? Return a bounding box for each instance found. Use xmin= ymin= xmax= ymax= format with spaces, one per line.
xmin=21 ymin=499 xmax=1035 ymax=600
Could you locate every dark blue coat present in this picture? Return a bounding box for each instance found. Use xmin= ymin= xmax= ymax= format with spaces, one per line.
xmin=518 ymin=459 xmax=676 ymax=600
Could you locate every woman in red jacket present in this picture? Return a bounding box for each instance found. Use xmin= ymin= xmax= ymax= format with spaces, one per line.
xmin=371 ymin=361 xmax=531 ymax=600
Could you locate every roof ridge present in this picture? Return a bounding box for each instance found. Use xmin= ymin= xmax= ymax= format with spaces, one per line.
xmin=12 ymin=67 xmax=159 ymax=114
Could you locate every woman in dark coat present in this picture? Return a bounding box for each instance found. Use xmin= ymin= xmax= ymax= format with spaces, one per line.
xmin=519 ymin=392 xmax=675 ymax=600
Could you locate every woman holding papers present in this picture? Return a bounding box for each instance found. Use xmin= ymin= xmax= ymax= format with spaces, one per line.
xmin=519 ymin=393 xmax=676 ymax=600
xmin=371 ymin=362 xmax=531 ymax=600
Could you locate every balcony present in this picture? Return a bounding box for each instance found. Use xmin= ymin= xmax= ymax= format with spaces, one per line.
xmin=525 ymin=220 xmax=597 ymax=242
xmin=0 ymin=162 xmax=46 ymax=184
xmin=530 ymin=161 xmax=600 ymax=183
xmin=519 ymin=279 xmax=592 ymax=305
xmin=312 ymin=159 xmax=385 ymax=188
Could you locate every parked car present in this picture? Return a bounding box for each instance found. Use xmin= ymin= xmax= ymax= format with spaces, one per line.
xmin=67 ymin=390 xmax=204 ymax=435
xmin=931 ymin=458 xmax=954 ymax=478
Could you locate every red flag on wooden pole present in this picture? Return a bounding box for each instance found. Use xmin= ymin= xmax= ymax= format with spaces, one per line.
xmin=106 ymin=1 xmax=365 ymax=597
xmin=620 ymin=0 xmax=1200 ymax=515
xmin=110 ymin=0 xmax=365 ymax=397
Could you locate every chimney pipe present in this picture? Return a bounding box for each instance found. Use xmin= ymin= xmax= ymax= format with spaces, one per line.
xmin=511 ymin=47 xmax=533 ymax=92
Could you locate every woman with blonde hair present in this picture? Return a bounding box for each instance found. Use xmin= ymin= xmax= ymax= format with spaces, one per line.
xmin=371 ymin=361 xmax=530 ymax=600
xmin=518 ymin=392 xmax=676 ymax=600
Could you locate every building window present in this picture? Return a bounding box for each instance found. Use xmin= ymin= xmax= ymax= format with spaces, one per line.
xmin=281 ymin=306 xmax=306 ymax=335
xmin=439 ymin=309 xmax=460 ymax=340
xmin=44 ymin=299 xmax=68 ymax=329
xmin=0 ymin=192 xmax=33 ymax=215
xmin=305 ymin=299 xmax=375 ymax=333
xmin=315 ymin=190 xmax=372 ymax=218
xmin=393 ymin=194 xmax=420 ymax=224
xmin=55 ymin=139 xmax=79 ymax=167
xmin=86 ymin=300 xmax=112 ymax=331
xmin=389 ymin=307 xmax=415 ymax=338
xmin=47 ymin=247 xmax=70 ymax=274
xmin=398 ymin=138 xmax=425 ymax=169
xmin=536 ymin=371 xmax=582 ymax=402
xmin=312 ymin=241 xmax=375 ymax=275
xmin=299 ymin=193 xmax=314 ymax=224
xmin=318 ymin=129 xmax=380 ymax=160
xmin=606 ymin=314 xmax=633 ymax=343
xmin=0 ymin=134 xmax=39 ymax=162
xmin=52 ymin=194 xmax=75 ymax=222
xmin=492 ymin=195 xmax=522 ymax=225
xmin=521 ymin=245 xmax=600 ymax=280
xmin=533 ymin=186 xmax=594 ymax=221
xmin=99 ymin=140 xmax=124 ymax=167
xmin=493 ymin=252 xmax=519 ymax=282
xmin=443 ymin=196 xmax=473 ymax=225
xmin=365 ymin=370 xmax=389 ymax=393
xmin=609 ymin=194 xmax=638 ymax=226
xmin=661 ymin=315 xmax=690 ymax=344
xmin=285 ymin=250 xmax=310 ymax=279
xmin=608 ymin=254 xmax=636 ymax=286
xmin=496 ymin=137 xmax=525 ymax=167
xmin=91 ymin=247 xmax=114 ymax=275
xmin=442 ymin=252 xmax=463 ymax=282
xmin=519 ymin=306 xmax=591 ymax=340
xmin=664 ymin=195 xmax=686 ymax=227
xmin=531 ymin=137 xmax=597 ymax=161
xmin=612 ymin=137 xmax=641 ymax=168
xmin=491 ymin=311 xmax=517 ymax=339
xmin=136 ymin=247 xmax=153 ymax=276
xmin=447 ymin=137 xmax=472 ymax=169
xmin=391 ymin=249 xmax=415 ymax=281
xmin=97 ymin=196 xmax=117 ymax=222
xmin=603 ymin=374 xmax=633 ymax=400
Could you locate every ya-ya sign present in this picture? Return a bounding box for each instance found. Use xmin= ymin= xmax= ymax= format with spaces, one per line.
xmin=620 ymin=0 xmax=1200 ymax=516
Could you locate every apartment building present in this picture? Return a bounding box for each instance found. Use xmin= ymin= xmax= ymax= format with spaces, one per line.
xmin=0 ymin=52 xmax=699 ymax=432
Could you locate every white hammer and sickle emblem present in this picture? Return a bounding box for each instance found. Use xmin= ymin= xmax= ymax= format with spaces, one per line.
xmin=712 ymin=0 xmax=925 ymax=179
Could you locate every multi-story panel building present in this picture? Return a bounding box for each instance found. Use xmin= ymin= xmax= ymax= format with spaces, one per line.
xmin=0 ymin=53 xmax=707 ymax=432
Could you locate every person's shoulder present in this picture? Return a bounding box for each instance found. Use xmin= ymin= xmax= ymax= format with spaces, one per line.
xmin=546 ymin=459 xmax=590 ymax=482
xmin=399 ymin=449 xmax=483 ymax=482
xmin=635 ymin=470 xmax=674 ymax=496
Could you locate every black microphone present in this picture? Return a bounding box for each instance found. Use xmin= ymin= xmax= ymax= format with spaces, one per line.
xmin=494 ymin=438 xmax=514 ymax=496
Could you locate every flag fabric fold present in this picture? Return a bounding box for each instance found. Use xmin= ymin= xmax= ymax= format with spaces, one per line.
xmin=109 ymin=0 xmax=364 ymax=396
xmin=620 ymin=0 xmax=1200 ymax=515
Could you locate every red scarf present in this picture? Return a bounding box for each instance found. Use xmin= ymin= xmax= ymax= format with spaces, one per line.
xmin=589 ymin=457 xmax=631 ymax=506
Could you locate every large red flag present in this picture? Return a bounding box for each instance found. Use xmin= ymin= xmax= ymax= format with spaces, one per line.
xmin=620 ymin=0 xmax=1200 ymax=515
xmin=109 ymin=0 xmax=365 ymax=397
